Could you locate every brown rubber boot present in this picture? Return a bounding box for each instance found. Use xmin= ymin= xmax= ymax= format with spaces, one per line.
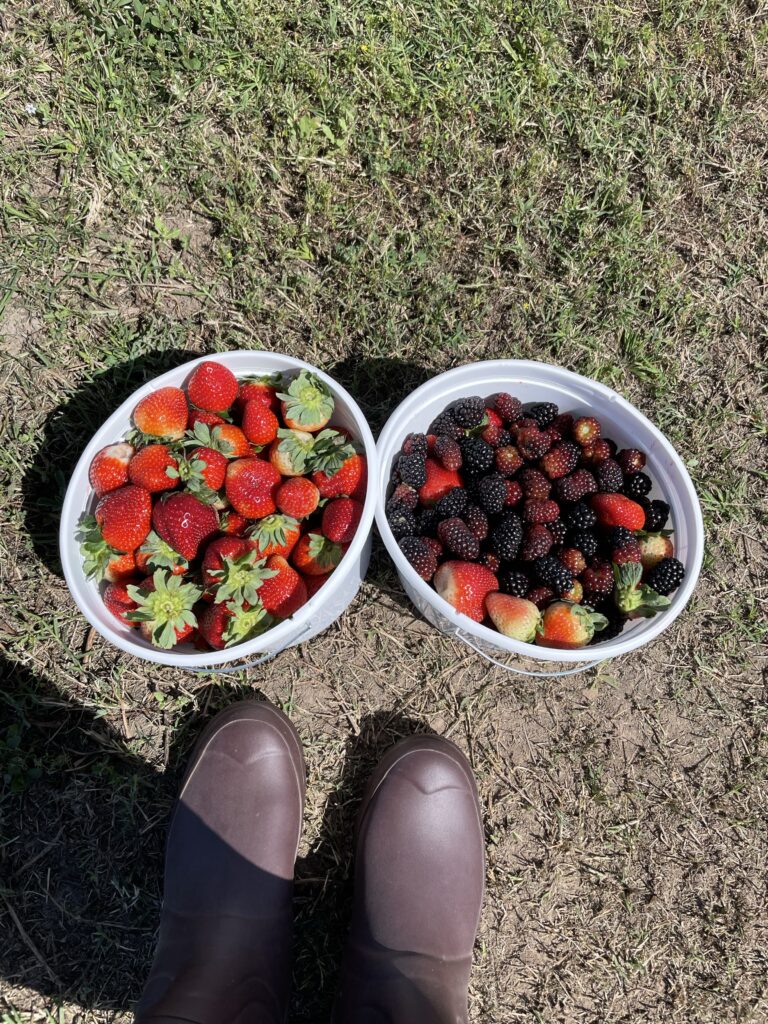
xmin=332 ymin=735 xmax=485 ymax=1024
xmin=134 ymin=700 xmax=305 ymax=1024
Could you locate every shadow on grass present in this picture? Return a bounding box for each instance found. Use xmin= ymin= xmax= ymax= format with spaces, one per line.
xmin=0 ymin=655 xmax=432 ymax=1019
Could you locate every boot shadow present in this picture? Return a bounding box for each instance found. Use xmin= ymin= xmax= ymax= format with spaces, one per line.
xmin=290 ymin=708 xmax=435 ymax=1022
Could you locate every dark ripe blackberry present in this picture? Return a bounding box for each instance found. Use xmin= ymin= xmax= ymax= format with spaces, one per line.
xmin=528 ymin=585 xmax=554 ymax=610
xmin=623 ymin=471 xmax=652 ymax=500
xmin=520 ymin=523 xmax=554 ymax=560
xmin=610 ymin=526 xmax=634 ymax=550
xmin=388 ymin=506 xmax=418 ymax=539
xmin=565 ymin=502 xmax=597 ymax=531
xmin=533 ymin=556 xmax=574 ymax=596
xmin=549 ymin=519 xmax=568 ymax=544
xmin=645 ymin=557 xmax=685 ymax=596
xmin=452 ymin=396 xmax=486 ymax=428
xmin=480 ymin=550 xmax=501 ymax=573
xmin=644 ymin=499 xmax=670 ymax=532
xmin=428 ymin=410 xmax=464 ymax=441
xmin=459 ymin=436 xmax=495 ymax=476
xmin=463 ymin=504 xmax=489 ymax=540
xmin=553 ymin=469 xmax=597 ymax=503
xmin=417 ymin=507 xmax=441 ymax=537
xmin=435 ymin=486 xmax=468 ymax=519
xmin=490 ymin=514 xmax=523 ymax=560
xmin=477 ymin=473 xmax=508 ymax=514
xmin=589 ymin=602 xmax=627 ymax=644
xmin=527 ymin=402 xmax=558 ymax=428
xmin=398 ymin=536 xmax=437 ymax=581
xmin=437 ymin=517 xmax=480 ymax=560
xmin=496 ymin=429 xmax=513 ymax=448
xmin=389 ymin=482 xmax=419 ymax=510
xmin=498 ymin=568 xmax=530 ymax=598
xmin=571 ymin=529 xmax=599 ymax=558
xmin=402 ymin=432 xmax=428 ymax=457
xmin=494 ymin=393 xmax=523 ymax=424
xmin=397 ymin=453 xmax=427 ymax=488
xmin=595 ymin=458 xmax=624 ymax=493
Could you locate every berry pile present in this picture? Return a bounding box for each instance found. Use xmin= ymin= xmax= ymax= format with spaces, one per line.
xmin=79 ymin=362 xmax=367 ymax=651
xmin=386 ymin=396 xmax=685 ymax=649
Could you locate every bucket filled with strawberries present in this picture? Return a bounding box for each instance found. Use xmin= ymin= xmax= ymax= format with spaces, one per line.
xmin=60 ymin=353 xmax=376 ymax=668
xmin=376 ymin=360 xmax=704 ymax=669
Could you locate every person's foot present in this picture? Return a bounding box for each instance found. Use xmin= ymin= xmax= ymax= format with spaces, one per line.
xmin=332 ymin=735 xmax=485 ymax=1024
xmin=135 ymin=700 xmax=305 ymax=1024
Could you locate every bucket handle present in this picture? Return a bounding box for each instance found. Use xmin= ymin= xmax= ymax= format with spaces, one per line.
xmin=191 ymin=623 xmax=314 ymax=676
xmin=454 ymin=628 xmax=604 ymax=679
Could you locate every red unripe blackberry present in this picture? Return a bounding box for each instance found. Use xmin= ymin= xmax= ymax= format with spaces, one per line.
xmin=581 ymin=558 xmax=614 ymax=597
xmin=572 ymin=416 xmax=601 ymax=446
xmin=480 ymin=551 xmax=501 ymax=573
xmin=527 ymin=586 xmax=554 ymax=610
xmin=616 ymin=448 xmax=646 ymax=474
xmin=523 ymin=499 xmax=560 ymax=524
xmin=495 ymin=445 xmax=524 ymax=477
xmin=494 ymin=393 xmax=523 ymax=424
xmin=516 ymin=428 xmax=552 ymax=460
xmin=437 ymin=517 xmax=480 ymax=560
xmin=390 ymin=483 xmax=419 ymax=510
xmin=423 ymin=536 xmax=444 ymax=560
xmin=581 ymin=438 xmax=613 ymax=465
xmin=558 ymin=547 xmax=587 ymax=576
xmin=504 ymin=480 xmax=523 ymax=507
xmin=551 ymin=412 xmax=574 ymax=437
xmin=402 ymin=433 xmax=429 ymax=457
xmin=463 ymin=504 xmax=489 ymax=540
xmin=553 ymin=469 xmax=597 ymax=503
xmin=612 ymin=539 xmax=642 ymax=565
xmin=433 ymin=436 xmax=462 ymax=471
xmin=519 ymin=467 xmax=551 ymax=500
xmin=540 ymin=441 xmax=580 ymax=480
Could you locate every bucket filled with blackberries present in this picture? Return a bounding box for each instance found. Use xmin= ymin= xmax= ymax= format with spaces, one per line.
xmin=376 ymin=360 xmax=703 ymax=672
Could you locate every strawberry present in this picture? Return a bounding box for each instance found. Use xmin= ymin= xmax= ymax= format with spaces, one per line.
xmin=247 ymin=513 xmax=301 ymax=558
xmin=322 ymin=497 xmax=363 ymax=544
xmin=89 ymin=442 xmax=133 ymax=497
xmin=417 ymin=458 xmax=463 ymax=507
xmin=188 ymin=407 xmax=226 ymax=430
xmin=128 ymin=444 xmax=180 ymax=493
xmin=219 ymin=509 xmax=249 ymax=536
xmin=291 ymin=532 xmax=345 ymax=576
xmin=485 ymin=593 xmax=541 ymax=642
xmin=152 ymin=492 xmax=219 ymax=560
xmin=591 ymin=493 xmax=646 ymax=531
xmin=197 ymin=598 xmax=272 ymax=650
xmin=270 ymin=429 xmax=316 ymax=477
xmin=103 ymin=580 xmax=141 ymax=624
xmin=205 ymin=545 xmax=277 ymax=605
xmin=572 ymin=417 xmax=601 ymax=446
xmin=225 ymin=458 xmax=281 ymax=519
xmin=136 ymin=530 xmax=188 ymax=576
xmin=613 ymin=562 xmax=671 ymax=618
xmin=215 ymin=424 xmax=251 ymax=459
xmin=434 ymin=561 xmax=498 ymax=622
xmin=242 ymin=400 xmax=279 ymax=446
xmin=78 ymin=515 xmax=136 ymax=581
xmin=312 ymin=453 xmax=367 ymax=500
xmin=276 ymin=477 xmax=320 ymax=519
xmin=258 ymin=555 xmax=308 ymax=617
xmin=235 ymin=375 xmax=281 ymax=415
xmin=95 ymin=484 xmax=152 ymax=552
xmin=134 ymin=387 xmax=188 ymax=440
xmin=201 ymin=536 xmax=256 ymax=588
xmin=536 ymin=601 xmax=608 ymax=649
xmin=278 ymin=370 xmax=334 ymax=432
xmin=171 ymin=446 xmax=228 ymax=497
xmin=187 ymin=360 xmax=238 ymax=412
xmin=302 ymin=573 xmax=327 ymax=600
xmin=638 ymin=532 xmax=674 ymax=571
xmin=126 ymin=569 xmax=202 ymax=648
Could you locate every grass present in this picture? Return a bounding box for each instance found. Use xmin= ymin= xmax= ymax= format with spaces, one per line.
xmin=1 ymin=0 xmax=767 ymax=1020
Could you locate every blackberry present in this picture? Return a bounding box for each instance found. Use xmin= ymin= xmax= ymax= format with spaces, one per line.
xmin=571 ymin=529 xmax=599 ymax=558
xmin=519 ymin=467 xmax=551 ymax=500
xmin=428 ymin=410 xmax=463 ymax=441
xmin=528 ymin=585 xmax=554 ymax=609
xmin=565 ymin=502 xmax=597 ymax=531
xmin=646 ymin=557 xmax=684 ymax=596
xmin=527 ymin=402 xmax=558 ymax=428
xmin=533 ymin=556 xmax=574 ymax=597
xmin=435 ymin=486 xmax=468 ymax=519
xmin=389 ymin=482 xmax=418 ymax=510
xmin=398 ymin=536 xmax=437 ymax=580
xmin=402 ymin=432 xmax=428 ymax=457
xmin=490 ymin=514 xmax=524 ymax=560
xmin=398 ymin=453 xmax=427 ymax=488
xmin=644 ymin=499 xmax=670 ymax=532
xmin=498 ymin=568 xmax=530 ymax=598
xmin=520 ymin=523 xmax=553 ymax=560
xmin=463 ymin=504 xmax=489 ymax=540
xmin=452 ymin=396 xmax=485 ymax=428
xmin=434 ymin=436 xmax=462 ymax=471
xmin=437 ymin=517 xmax=480 ymax=560
xmin=595 ymin=459 xmax=623 ymax=493
xmin=459 ymin=436 xmax=495 ymax=477
xmin=480 ymin=551 xmax=501 ymax=573
xmin=516 ymin=428 xmax=552 ymax=461
xmin=494 ymin=393 xmax=523 ymax=424
xmin=417 ymin=507 xmax=441 ymax=537
xmin=387 ymin=506 xmax=418 ymax=539
xmin=623 ymin=471 xmax=652 ymax=500
xmin=609 ymin=526 xmax=634 ymax=550
xmin=477 ymin=473 xmax=508 ymax=514
xmin=549 ymin=519 xmax=568 ymax=544
xmin=616 ymin=448 xmax=646 ymax=474
xmin=589 ymin=603 xmax=627 ymax=644
xmin=553 ymin=469 xmax=597 ymax=504
xmin=493 ymin=428 xmax=513 ymax=448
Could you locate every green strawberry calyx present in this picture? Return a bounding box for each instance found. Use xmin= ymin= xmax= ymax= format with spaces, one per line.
xmin=183 ymin=421 xmax=235 ymax=457
xmin=223 ymin=600 xmax=274 ymax=646
xmin=138 ymin=531 xmax=189 ymax=574
xmin=247 ymin=514 xmax=299 ymax=552
xmin=240 ymin=372 xmax=282 ymax=388
xmin=126 ymin=569 xmax=202 ymax=649
xmin=208 ymin=550 xmax=278 ymax=606
xmin=613 ymin=563 xmax=671 ymax=618
xmin=277 ymin=370 xmax=334 ymax=428
xmin=306 ymin=428 xmax=356 ymax=474
xmin=274 ymin=428 xmax=316 ymax=474
xmin=167 ymin=452 xmax=218 ymax=503
xmin=78 ymin=514 xmax=120 ymax=580
xmin=306 ymin=532 xmax=343 ymax=571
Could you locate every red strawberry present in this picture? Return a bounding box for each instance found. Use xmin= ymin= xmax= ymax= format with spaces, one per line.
xmin=197 ymin=598 xmax=271 ymax=650
xmin=270 ymin=429 xmax=316 ymax=476
xmin=591 ymin=493 xmax=646 ymax=531
xmin=225 ymin=457 xmax=281 ymax=519
xmin=201 ymin=535 xmax=255 ymax=589
xmin=205 ymin=545 xmax=277 ymax=607
xmin=215 ymin=424 xmax=251 ymax=459
xmin=95 ymin=484 xmax=152 ymax=552
xmin=278 ymin=370 xmax=334 ymax=432
xmin=103 ymin=580 xmax=140 ymax=624
xmin=242 ymin=400 xmax=279 ymax=446
xmin=276 ymin=476 xmax=320 ymax=519
xmin=128 ymin=444 xmax=179 ymax=493
xmin=247 ymin=514 xmax=301 ymax=559
xmin=485 ymin=593 xmax=541 ymax=642
xmin=291 ymin=532 xmax=345 ymax=576
xmin=417 ymin=458 xmax=463 ymax=507
xmin=536 ymin=601 xmax=607 ymax=649
xmin=638 ymin=533 xmax=674 ymax=571
xmin=322 ymin=497 xmax=363 ymax=544
xmin=152 ymin=492 xmax=219 ymax=560
xmin=312 ymin=453 xmax=367 ymax=500
xmin=183 ymin=446 xmax=228 ymax=492
xmin=136 ymin=530 xmax=188 ymax=576
xmin=89 ymin=442 xmax=134 ymax=497
xmin=79 ymin=515 xmax=137 ymax=581
xmin=126 ymin=570 xmax=202 ymax=648
xmin=219 ymin=509 xmax=249 ymax=536
xmin=235 ymin=376 xmax=280 ymax=414
xmin=188 ymin=408 xmax=225 ymax=430
xmin=134 ymin=387 xmax=188 ymax=440
xmin=302 ymin=573 xmax=327 ymax=600
xmin=187 ymin=360 xmax=238 ymax=412
xmin=434 ymin=561 xmax=498 ymax=622
xmin=258 ymin=555 xmax=308 ymax=617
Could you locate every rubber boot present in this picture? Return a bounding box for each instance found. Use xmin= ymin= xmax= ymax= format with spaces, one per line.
xmin=332 ymin=735 xmax=485 ymax=1024
xmin=134 ymin=700 xmax=305 ymax=1024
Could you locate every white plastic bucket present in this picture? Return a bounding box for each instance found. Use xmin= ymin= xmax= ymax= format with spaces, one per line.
xmin=60 ymin=351 xmax=378 ymax=670
xmin=376 ymin=360 xmax=704 ymax=676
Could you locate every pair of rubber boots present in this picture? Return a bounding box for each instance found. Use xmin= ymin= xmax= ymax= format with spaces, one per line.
xmin=135 ymin=700 xmax=484 ymax=1024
